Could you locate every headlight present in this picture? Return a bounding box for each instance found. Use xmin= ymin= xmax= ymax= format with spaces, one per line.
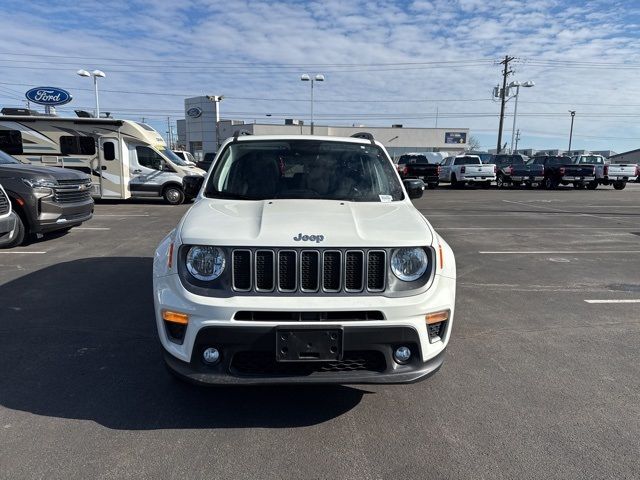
xmin=22 ymin=177 xmax=56 ymax=198
xmin=22 ymin=178 xmax=57 ymax=188
xmin=186 ymin=246 xmax=225 ymax=281
xmin=391 ymin=247 xmax=428 ymax=281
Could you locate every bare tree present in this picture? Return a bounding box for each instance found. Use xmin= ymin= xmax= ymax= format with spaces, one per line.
xmin=467 ymin=135 xmax=481 ymax=151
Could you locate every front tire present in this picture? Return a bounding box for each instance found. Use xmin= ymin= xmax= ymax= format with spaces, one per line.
xmin=587 ymin=181 xmax=598 ymax=190
xmin=163 ymin=186 xmax=185 ymax=205
xmin=544 ymin=176 xmax=557 ymax=190
xmin=613 ymin=181 xmax=626 ymax=190
xmin=496 ymin=174 xmax=506 ymax=188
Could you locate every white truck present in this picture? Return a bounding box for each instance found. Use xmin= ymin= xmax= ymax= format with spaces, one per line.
xmin=153 ymin=133 xmax=456 ymax=385
xmin=439 ymin=155 xmax=496 ymax=187
xmin=572 ymin=154 xmax=638 ymax=190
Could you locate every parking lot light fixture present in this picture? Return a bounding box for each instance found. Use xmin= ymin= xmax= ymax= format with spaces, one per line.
xmin=301 ymin=73 xmax=324 ymax=134
xmin=568 ymin=110 xmax=576 ymax=152
xmin=508 ymin=80 xmax=535 ymax=153
xmin=77 ymin=68 xmax=106 ymax=118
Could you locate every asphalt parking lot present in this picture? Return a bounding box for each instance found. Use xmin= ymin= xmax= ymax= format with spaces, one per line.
xmin=1 ymin=185 xmax=639 ymax=480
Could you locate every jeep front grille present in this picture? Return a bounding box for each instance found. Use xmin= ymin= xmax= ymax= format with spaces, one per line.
xmin=232 ymin=248 xmax=387 ymax=294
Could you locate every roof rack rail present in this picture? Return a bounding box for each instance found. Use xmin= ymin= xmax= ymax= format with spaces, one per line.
xmin=232 ymin=129 xmax=252 ymax=142
xmin=350 ymin=132 xmax=375 ymax=145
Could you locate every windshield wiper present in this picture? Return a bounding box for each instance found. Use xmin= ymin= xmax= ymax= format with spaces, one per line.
xmin=208 ymin=191 xmax=257 ymax=200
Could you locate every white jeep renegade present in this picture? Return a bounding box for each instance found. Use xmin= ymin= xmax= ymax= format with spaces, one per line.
xmin=153 ymin=133 xmax=456 ymax=384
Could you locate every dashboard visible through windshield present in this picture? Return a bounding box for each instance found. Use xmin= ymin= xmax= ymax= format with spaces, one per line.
xmin=204 ymin=140 xmax=404 ymax=202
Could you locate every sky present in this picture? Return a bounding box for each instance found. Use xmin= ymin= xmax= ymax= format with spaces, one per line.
xmin=1 ymin=0 xmax=640 ymax=153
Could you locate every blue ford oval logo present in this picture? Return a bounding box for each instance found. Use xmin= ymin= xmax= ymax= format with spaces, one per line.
xmin=25 ymin=87 xmax=73 ymax=106
xmin=187 ymin=107 xmax=202 ymax=118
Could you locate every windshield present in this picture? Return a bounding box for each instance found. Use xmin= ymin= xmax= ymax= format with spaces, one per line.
xmin=204 ymin=140 xmax=404 ymax=202
xmin=454 ymin=156 xmax=481 ymax=165
xmin=0 ymin=150 xmax=22 ymax=164
xmin=159 ymin=147 xmax=188 ymax=166
xmin=575 ymin=155 xmax=604 ymax=165
xmin=398 ymin=155 xmax=429 ymax=164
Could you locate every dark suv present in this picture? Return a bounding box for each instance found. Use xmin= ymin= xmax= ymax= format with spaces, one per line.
xmin=0 ymin=150 xmax=94 ymax=247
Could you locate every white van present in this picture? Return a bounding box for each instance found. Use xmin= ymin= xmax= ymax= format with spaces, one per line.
xmin=0 ymin=114 xmax=205 ymax=204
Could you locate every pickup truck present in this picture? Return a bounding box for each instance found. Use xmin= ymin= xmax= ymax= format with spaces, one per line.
xmin=397 ymin=154 xmax=440 ymax=188
xmin=154 ymin=133 xmax=456 ymax=385
xmin=493 ymin=154 xmax=532 ymax=188
xmin=572 ymin=155 xmax=637 ymax=190
xmin=0 ymin=149 xmax=94 ymax=247
xmin=439 ymin=155 xmax=496 ymax=187
xmin=0 ymin=183 xmax=18 ymax=247
xmin=528 ymin=155 xmax=596 ymax=189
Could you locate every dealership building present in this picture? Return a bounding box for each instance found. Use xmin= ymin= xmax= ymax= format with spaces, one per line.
xmin=177 ymin=96 xmax=470 ymax=159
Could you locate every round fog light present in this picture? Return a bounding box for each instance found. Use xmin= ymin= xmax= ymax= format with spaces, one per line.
xmin=203 ymin=347 xmax=220 ymax=365
xmin=394 ymin=346 xmax=411 ymax=364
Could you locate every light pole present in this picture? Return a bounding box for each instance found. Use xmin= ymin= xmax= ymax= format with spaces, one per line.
xmin=568 ymin=110 xmax=576 ymax=153
xmin=508 ymin=80 xmax=534 ymax=153
xmin=77 ymin=69 xmax=106 ymax=118
xmin=301 ymin=74 xmax=324 ymax=134
xmin=207 ymin=95 xmax=224 ymax=149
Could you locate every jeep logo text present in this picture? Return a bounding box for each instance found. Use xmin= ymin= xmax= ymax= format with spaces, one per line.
xmin=293 ymin=233 xmax=324 ymax=243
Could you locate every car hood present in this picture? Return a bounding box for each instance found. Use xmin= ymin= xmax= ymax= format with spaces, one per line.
xmin=0 ymin=164 xmax=89 ymax=181
xmin=180 ymin=199 xmax=433 ymax=248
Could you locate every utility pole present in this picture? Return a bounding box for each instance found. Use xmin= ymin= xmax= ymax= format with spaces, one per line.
xmin=167 ymin=117 xmax=172 ymax=149
xmin=515 ymin=129 xmax=521 ymax=153
xmin=496 ymin=55 xmax=515 ymax=153
xmin=568 ymin=110 xmax=576 ymax=153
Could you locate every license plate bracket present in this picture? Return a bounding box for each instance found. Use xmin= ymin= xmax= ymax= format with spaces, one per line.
xmin=276 ymin=328 xmax=343 ymax=362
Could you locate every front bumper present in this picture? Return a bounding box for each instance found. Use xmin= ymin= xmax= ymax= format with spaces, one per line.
xmin=164 ymin=325 xmax=446 ymax=385
xmin=0 ymin=212 xmax=16 ymax=236
xmin=154 ymin=271 xmax=455 ymax=385
xmin=36 ymin=198 xmax=94 ymax=233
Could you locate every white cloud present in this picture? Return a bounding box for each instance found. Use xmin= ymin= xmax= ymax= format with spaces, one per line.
xmin=0 ymin=0 xmax=638 ymax=151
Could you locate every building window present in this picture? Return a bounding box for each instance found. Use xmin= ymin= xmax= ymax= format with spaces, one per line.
xmin=0 ymin=130 xmax=23 ymax=155
xmin=60 ymin=135 xmax=96 ymax=155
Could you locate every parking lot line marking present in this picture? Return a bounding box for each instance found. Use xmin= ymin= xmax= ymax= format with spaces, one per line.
xmin=94 ymin=214 xmax=150 ymax=217
xmin=479 ymin=250 xmax=640 ymax=254
xmin=501 ymin=199 xmax=639 ymax=226
xmin=585 ymin=299 xmax=640 ymax=304
xmin=73 ymin=227 xmax=111 ymax=230
xmin=0 ymin=251 xmax=47 ymax=254
xmin=440 ymin=227 xmax=633 ymax=230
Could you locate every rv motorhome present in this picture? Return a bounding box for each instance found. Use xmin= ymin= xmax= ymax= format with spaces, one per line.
xmin=0 ymin=114 xmax=206 ymax=204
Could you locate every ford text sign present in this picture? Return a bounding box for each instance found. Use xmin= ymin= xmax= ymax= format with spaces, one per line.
xmin=25 ymin=87 xmax=73 ymax=106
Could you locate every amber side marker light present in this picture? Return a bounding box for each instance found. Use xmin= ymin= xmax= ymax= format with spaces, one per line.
xmin=425 ymin=310 xmax=449 ymax=325
xmin=167 ymin=242 xmax=174 ymax=268
xmin=438 ymin=243 xmax=444 ymax=269
xmin=162 ymin=310 xmax=189 ymax=325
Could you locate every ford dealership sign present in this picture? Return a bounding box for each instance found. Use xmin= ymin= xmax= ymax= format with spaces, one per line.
xmin=187 ymin=107 xmax=203 ymax=118
xmin=25 ymin=87 xmax=73 ymax=106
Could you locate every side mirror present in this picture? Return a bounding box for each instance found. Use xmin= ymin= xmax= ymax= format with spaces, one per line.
xmin=183 ymin=175 xmax=205 ymax=198
xmin=403 ymin=179 xmax=424 ymax=199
